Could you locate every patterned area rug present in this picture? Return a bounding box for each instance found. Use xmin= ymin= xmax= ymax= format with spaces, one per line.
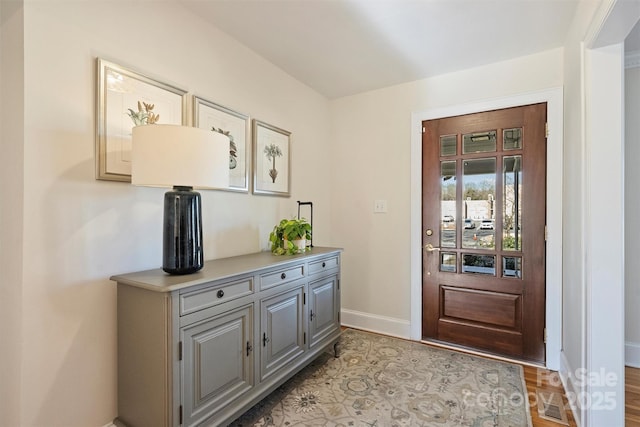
xmin=229 ymin=329 xmax=532 ymax=426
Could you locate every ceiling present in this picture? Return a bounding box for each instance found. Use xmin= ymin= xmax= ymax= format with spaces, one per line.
xmin=180 ymin=0 xmax=638 ymax=99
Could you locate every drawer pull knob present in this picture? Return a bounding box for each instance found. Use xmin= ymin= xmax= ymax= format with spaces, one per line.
xmin=281 ymin=272 xmax=286 ymax=280
xmin=217 ymin=290 xmax=225 ymax=298
xmin=322 ymin=262 xmax=326 ymax=268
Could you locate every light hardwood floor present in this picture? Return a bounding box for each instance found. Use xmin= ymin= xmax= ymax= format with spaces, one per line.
xmin=627 ymin=366 xmax=640 ymax=426
xmin=524 ymin=366 xmax=576 ymax=427
xmin=524 ymin=365 xmax=640 ymax=427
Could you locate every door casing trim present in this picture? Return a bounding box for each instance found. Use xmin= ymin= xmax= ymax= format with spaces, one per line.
xmin=410 ymin=87 xmax=564 ymax=370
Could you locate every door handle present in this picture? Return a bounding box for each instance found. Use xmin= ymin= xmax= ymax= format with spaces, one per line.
xmin=424 ymin=243 xmax=441 ymax=252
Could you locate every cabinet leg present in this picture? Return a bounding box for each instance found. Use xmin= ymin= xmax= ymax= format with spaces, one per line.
xmin=333 ymin=340 xmax=341 ymax=358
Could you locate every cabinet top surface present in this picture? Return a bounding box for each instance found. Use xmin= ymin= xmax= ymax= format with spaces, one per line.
xmin=110 ymin=247 xmax=342 ymax=292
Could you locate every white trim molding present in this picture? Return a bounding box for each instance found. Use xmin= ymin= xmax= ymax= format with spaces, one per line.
xmin=626 ymin=341 xmax=640 ymax=368
xmin=626 ymin=50 xmax=640 ymax=69
xmin=410 ymin=87 xmax=564 ymax=371
xmin=341 ymin=309 xmax=411 ymax=339
xmin=560 ymin=350 xmax=585 ymax=427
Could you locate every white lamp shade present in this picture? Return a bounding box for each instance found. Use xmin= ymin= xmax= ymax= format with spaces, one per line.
xmin=131 ymin=124 xmax=230 ymax=189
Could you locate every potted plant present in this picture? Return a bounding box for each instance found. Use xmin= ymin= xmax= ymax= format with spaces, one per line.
xmin=269 ymin=218 xmax=312 ymax=255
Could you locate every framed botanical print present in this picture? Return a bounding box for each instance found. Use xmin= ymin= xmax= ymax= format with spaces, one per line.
xmin=193 ymin=96 xmax=250 ymax=192
xmin=95 ymin=58 xmax=187 ymax=181
xmin=252 ymin=119 xmax=291 ymax=197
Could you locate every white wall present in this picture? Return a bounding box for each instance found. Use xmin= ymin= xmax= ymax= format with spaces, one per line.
xmin=626 ymin=64 xmax=640 ymax=367
xmin=560 ymin=1 xmax=639 ymax=425
xmin=6 ymin=0 xmax=635 ymax=425
xmin=330 ymin=48 xmax=563 ymax=336
xmin=584 ymin=41 xmax=626 ymax=427
xmin=0 ymin=1 xmax=24 ymax=426
xmin=9 ymin=1 xmax=332 ymax=425
xmin=559 ymin=3 xmax=600 ymax=423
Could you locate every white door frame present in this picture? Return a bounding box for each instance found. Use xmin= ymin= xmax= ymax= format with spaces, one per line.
xmin=579 ymin=0 xmax=639 ymax=425
xmin=409 ymin=87 xmax=564 ymax=370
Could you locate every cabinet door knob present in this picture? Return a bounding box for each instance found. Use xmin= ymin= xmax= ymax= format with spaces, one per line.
xmin=217 ymin=289 xmax=225 ymax=298
xmin=281 ymin=272 xmax=286 ymax=280
xmin=322 ymin=262 xmax=326 ymax=268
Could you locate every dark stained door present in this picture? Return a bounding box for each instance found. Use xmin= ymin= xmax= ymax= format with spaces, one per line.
xmin=422 ymin=103 xmax=547 ymax=364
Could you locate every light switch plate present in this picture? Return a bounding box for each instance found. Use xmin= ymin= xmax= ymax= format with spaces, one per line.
xmin=374 ymin=199 xmax=388 ymax=213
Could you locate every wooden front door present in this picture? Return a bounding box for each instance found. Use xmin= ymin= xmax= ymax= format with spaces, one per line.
xmin=422 ymin=103 xmax=547 ymax=364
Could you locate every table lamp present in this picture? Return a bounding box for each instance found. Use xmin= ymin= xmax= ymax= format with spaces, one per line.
xmin=131 ymin=124 xmax=230 ymax=275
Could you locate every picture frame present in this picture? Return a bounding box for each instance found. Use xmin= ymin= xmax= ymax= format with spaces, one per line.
xmin=95 ymin=58 xmax=188 ymax=182
xmin=193 ymin=96 xmax=250 ymax=193
xmin=252 ymin=119 xmax=291 ymax=197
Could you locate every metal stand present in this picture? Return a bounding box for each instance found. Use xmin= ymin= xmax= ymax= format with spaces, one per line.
xmin=297 ymin=201 xmax=313 ymax=247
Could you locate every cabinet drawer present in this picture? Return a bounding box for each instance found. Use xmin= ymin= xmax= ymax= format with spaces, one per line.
xmin=180 ymin=277 xmax=254 ymax=316
xmin=259 ymin=264 xmax=305 ymax=290
xmin=308 ymin=256 xmax=339 ymax=275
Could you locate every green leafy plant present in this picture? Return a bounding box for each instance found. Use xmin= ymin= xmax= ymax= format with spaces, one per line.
xmin=269 ymin=218 xmax=312 ymax=255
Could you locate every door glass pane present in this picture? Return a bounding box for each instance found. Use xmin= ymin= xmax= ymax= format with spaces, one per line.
xmin=441 ymin=161 xmax=456 ymax=248
xmin=504 ymin=128 xmax=522 ymax=150
xmin=503 ymin=156 xmax=522 ymax=251
xmin=462 ymin=158 xmax=495 ymax=249
xmin=463 ymin=130 xmax=496 ymax=154
xmin=462 ymin=254 xmax=496 ymax=275
xmin=440 ymin=253 xmax=456 ymax=273
xmin=440 ymin=134 xmax=457 ymax=156
xmin=503 ymin=256 xmax=522 ymax=278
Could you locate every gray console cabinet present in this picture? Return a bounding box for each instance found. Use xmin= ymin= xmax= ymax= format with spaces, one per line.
xmin=112 ymin=247 xmax=342 ymax=427
xmin=260 ymin=284 xmax=305 ymax=381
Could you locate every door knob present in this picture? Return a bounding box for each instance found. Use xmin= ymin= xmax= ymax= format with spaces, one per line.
xmin=424 ymin=243 xmax=441 ymax=252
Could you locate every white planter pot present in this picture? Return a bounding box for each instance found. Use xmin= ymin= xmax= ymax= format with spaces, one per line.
xmin=293 ymin=238 xmax=306 ymax=252
xmin=284 ymin=238 xmax=306 ymax=253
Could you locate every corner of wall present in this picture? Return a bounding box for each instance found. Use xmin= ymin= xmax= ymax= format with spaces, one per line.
xmin=0 ymin=1 xmax=24 ymax=426
xmin=341 ymin=309 xmax=411 ymax=339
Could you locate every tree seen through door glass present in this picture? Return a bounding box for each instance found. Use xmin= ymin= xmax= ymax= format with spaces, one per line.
xmin=462 ymin=253 xmax=496 ymax=275
xmin=440 ymin=161 xmax=456 ymax=248
xmin=503 ymin=156 xmax=522 ymax=251
xmin=462 ymin=158 xmax=496 ymax=249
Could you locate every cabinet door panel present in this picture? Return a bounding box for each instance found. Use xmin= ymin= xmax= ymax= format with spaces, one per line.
xmin=261 ymin=286 xmax=304 ymax=381
xmin=181 ymin=304 xmax=253 ymax=426
xmin=308 ymin=275 xmax=339 ymax=349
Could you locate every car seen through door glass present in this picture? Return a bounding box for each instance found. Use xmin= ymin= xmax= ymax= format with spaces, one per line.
xmin=480 ymin=219 xmax=494 ymax=230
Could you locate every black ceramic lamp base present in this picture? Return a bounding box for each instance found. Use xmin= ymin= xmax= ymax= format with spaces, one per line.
xmin=163 ymin=186 xmax=203 ymax=275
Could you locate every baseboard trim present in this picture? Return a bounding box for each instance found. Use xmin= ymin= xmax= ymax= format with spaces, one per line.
xmin=626 ymin=341 xmax=640 ymax=368
xmin=341 ymin=309 xmax=411 ymax=339
xmin=560 ymin=350 xmax=584 ymax=427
